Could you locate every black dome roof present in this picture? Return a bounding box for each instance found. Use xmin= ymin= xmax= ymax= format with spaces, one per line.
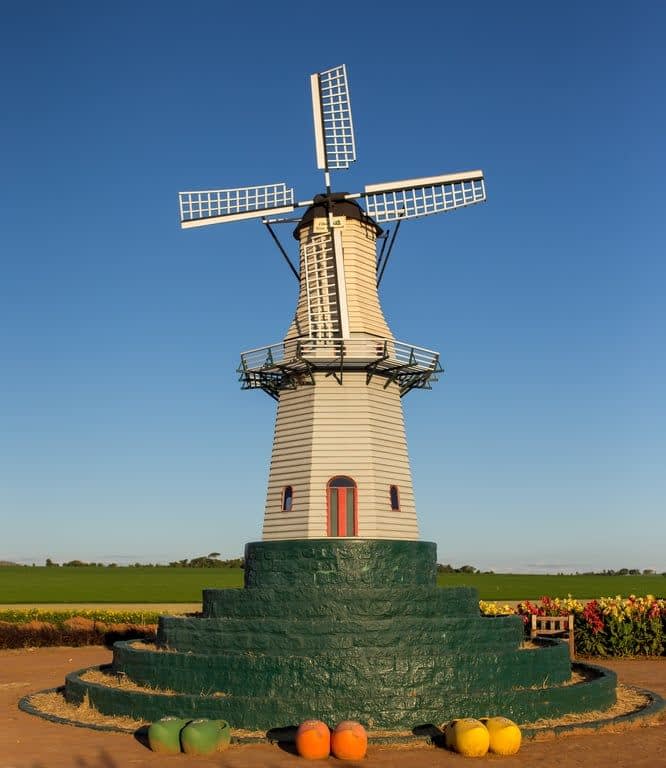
xmin=293 ymin=193 xmax=383 ymax=239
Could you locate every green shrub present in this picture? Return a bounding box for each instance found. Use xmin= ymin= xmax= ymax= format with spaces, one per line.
xmin=0 ymin=609 xmax=158 ymax=649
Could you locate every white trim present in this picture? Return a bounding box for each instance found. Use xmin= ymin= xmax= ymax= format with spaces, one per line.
xmin=180 ymin=205 xmax=295 ymax=228
xmin=364 ymin=170 xmax=484 ymax=195
xmin=332 ymin=228 xmax=350 ymax=339
xmin=310 ymin=73 xmax=327 ymax=170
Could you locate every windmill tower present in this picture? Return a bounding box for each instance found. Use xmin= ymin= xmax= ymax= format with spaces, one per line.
xmin=179 ymin=65 xmax=486 ymax=542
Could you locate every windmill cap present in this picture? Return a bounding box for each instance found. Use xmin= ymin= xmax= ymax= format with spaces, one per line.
xmin=293 ymin=194 xmax=383 ymax=239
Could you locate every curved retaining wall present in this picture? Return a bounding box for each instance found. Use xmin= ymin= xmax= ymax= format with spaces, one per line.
xmin=63 ymin=539 xmax=617 ymax=729
xmin=112 ymin=640 xmax=571 ymax=696
xmin=65 ymin=661 xmax=617 ymax=728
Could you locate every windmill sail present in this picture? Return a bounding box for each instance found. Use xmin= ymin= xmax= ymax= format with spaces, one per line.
xmin=362 ymin=171 xmax=485 ymax=223
xmin=179 ymin=183 xmax=296 ymax=228
xmin=310 ymin=64 xmax=356 ymax=171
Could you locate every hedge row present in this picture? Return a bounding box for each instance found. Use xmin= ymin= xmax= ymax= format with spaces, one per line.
xmin=0 ymin=611 xmax=159 ymax=649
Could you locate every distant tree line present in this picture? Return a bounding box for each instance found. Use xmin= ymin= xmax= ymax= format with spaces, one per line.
xmin=437 ymin=564 xmax=485 ymax=574
xmin=436 ymin=563 xmax=664 ymax=576
xmin=43 ymin=553 xmax=245 ymax=569
xmin=576 ymin=568 xmax=658 ymax=576
xmin=167 ymin=555 xmax=244 ymax=569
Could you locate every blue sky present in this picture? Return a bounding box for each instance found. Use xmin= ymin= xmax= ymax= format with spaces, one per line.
xmin=1 ymin=1 xmax=664 ymax=572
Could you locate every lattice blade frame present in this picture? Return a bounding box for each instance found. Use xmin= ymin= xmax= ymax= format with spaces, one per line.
xmin=310 ymin=64 xmax=356 ymax=171
xmin=363 ymin=171 xmax=485 ymax=223
xmin=179 ymin=183 xmax=295 ymax=228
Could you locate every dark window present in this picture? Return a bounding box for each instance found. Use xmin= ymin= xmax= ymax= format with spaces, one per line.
xmin=282 ymin=485 xmax=293 ymax=512
xmin=329 ymin=476 xmax=356 ymax=488
xmin=330 ymin=485 xmax=338 ymax=536
xmin=390 ymin=485 xmax=400 ymax=511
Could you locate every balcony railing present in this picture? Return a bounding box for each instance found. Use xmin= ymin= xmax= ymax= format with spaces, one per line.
xmin=238 ymin=337 xmax=442 ymax=399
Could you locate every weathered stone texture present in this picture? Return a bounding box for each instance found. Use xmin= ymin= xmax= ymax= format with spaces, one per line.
xmin=243 ymin=539 xmax=437 ymax=588
xmin=63 ymin=540 xmax=617 ymax=730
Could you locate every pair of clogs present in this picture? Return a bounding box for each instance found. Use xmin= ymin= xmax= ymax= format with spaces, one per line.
xmin=442 ymin=716 xmax=521 ymax=756
xmin=147 ymin=716 xmax=231 ymax=755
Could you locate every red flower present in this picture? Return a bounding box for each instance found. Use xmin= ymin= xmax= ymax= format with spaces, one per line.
xmin=582 ymin=600 xmax=605 ymax=634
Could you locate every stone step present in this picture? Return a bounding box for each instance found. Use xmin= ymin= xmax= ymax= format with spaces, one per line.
xmin=202 ymin=585 xmax=480 ymax=619
xmin=157 ymin=615 xmax=524 ymax=655
xmin=112 ymin=639 xmax=571 ymax=698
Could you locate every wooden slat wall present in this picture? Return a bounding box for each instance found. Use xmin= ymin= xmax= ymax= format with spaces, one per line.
xmin=341 ymin=219 xmax=393 ymax=338
xmin=262 ymin=384 xmax=317 ymax=539
xmin=262 ymin=373 xmax=418 ymax=540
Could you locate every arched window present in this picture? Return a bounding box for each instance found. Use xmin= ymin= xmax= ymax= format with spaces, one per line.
xmin=281 ymin=485 xmax=293 ymax=512
xmin=390 ymin=485 xmax=400 ymax=511
xmin=327 ymin=476 xmax=358 ymax=537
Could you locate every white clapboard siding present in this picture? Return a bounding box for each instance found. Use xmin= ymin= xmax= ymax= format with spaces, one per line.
xmin=262 ymin=373 xmax=418 ymax=540
xmin=340 ymin=219 xmax=393 ymax=338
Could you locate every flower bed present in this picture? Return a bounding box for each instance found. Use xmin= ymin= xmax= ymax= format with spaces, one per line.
xmin=0 ymin=609 xmax=160 ymax=649
xmin=480 ymin=596 xmax=666 ymax=657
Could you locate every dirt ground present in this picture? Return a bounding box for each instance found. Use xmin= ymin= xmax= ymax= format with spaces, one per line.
xmin=1 ymin=646 xmax=664 ymax=768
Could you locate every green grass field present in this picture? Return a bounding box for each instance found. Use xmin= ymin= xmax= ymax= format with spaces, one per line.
xmin=438 ymin=572 xmax=665 ymax=600
xmin=0 ymin=567 xmax=242 ymax=603
xmin=0 ymin=567 xmax=663 ymax=603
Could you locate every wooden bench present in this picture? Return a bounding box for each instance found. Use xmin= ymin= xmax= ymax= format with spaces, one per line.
xmin=530 ymin=614 xmax=575 ymax=659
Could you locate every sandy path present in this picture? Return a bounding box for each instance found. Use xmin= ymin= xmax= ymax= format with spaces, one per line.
xmin=1 ymin=647 xmax=664 ymax=768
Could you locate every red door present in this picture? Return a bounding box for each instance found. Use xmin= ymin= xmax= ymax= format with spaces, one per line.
xmin=327 ymin=476 xmax=357 ymax=536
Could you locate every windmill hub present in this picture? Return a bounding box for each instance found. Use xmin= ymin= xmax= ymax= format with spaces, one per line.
xmin=312 ymin=192 xmax=351 ymax=203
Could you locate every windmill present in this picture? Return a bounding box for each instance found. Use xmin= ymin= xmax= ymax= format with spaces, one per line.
xmin=178 ymin=64 xmax=486 ymax=541
xmin=43 ymin=66 xmax=617 ymax=740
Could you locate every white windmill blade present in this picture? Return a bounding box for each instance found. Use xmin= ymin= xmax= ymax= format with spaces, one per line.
xmin=310 ymin=64 xmax=356 ymax=171
xmin=178 ymin=183 xmax=296 ymax=229
xmin=362 ymin=170 xmax=486 ymax=223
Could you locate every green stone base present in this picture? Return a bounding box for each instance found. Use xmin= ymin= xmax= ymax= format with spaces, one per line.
xmin=63 ymin=540 xmax=617 ymax=730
